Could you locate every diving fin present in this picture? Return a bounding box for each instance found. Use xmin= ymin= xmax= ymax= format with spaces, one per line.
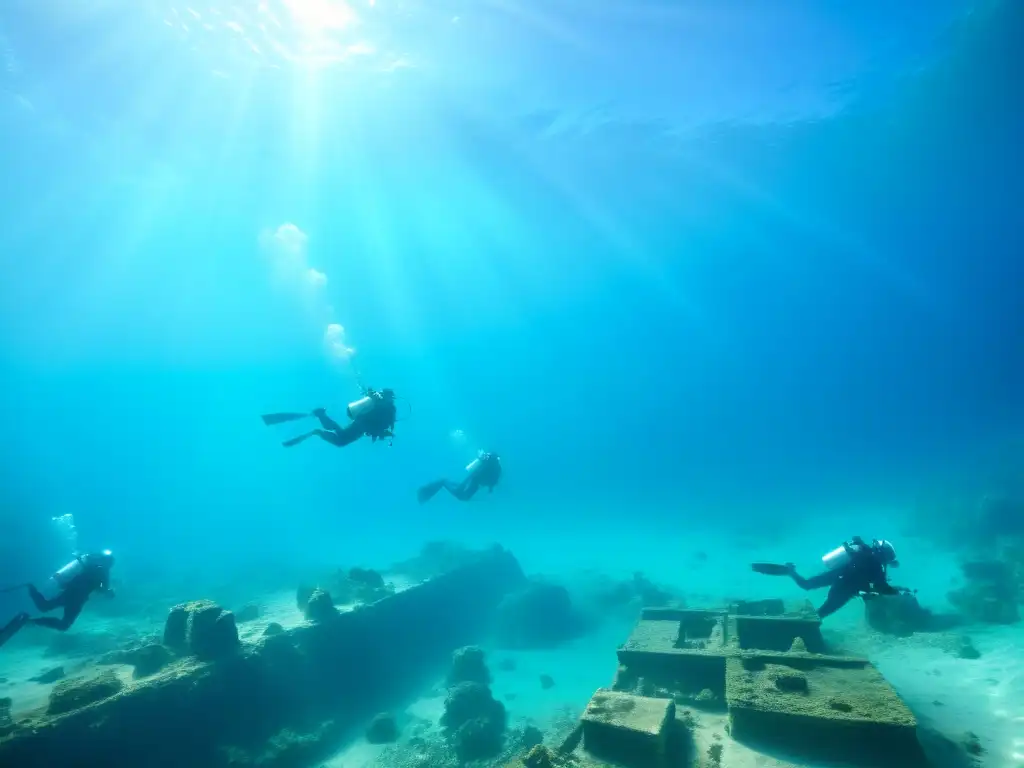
xmin=282 ymin=432 xmax=315 ymax=448
xmin=0 ymin=612 xmax=29 ymax=649
xmin=417 ymin=481 xmax=445 ymax=504
xmin=261 ymin=412 xmax=311 ymax=426
xmin=751 ymin=562 xmax=793 ymax=576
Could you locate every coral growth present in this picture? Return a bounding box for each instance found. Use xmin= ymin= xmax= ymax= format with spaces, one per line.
xmin=441 ymin=681 xmax=507 ymax=761
xmin=448 ymin=645 xmax=491 ymax=686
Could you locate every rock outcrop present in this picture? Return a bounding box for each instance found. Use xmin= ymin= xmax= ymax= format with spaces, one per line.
xmin=442 ymin=681 xmax=508 ymax=761
xmin=164 ymin=600 xmax=240 ymax=660
xmin=493 ymin=581 xmax=583 ymax=649
xmin=0 ymin=546 xmax=526 ymax=768
xmin=448 ymin=645 xmax=491 ymax=686
xmin=947 ymin=560 xmax=1020 ymax=624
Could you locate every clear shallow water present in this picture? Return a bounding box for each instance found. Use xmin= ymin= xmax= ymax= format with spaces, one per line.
xmin=1 ymin=1 xmax=1023 ymax=766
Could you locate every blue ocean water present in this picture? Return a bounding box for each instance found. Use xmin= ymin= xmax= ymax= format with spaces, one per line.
xmin=0 ymin=0 xmax=1022 ymax=763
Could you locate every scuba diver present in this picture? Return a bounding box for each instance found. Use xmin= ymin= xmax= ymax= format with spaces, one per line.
xmin=418 ymin=451 xmax=502 ymax=504
xmin=751 ymin=537 xmax=901 ymax=619
xmin=262 ymin=388 xmax=398 ymax=448
xmin=0 ymin=550 xmax=115 ymax=648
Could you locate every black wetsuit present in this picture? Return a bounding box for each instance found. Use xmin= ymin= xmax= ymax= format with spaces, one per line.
xmin=0 ymin=559 xmax=113 ymax=647
xmin=791 ymin=545 xmax=897 ymax=619
xmin=285 ymin=402 xmax=396 ymax=448
xmin=418 ymin=456 xmax=502 ymax=503
xmin=27 ymin=563 xmax=113 ymax=631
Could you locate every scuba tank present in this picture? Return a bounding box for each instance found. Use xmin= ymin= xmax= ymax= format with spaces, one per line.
xmin=821 ymin=540 xmax=866 ymax=571
xmin=347 ymin=391 xmax=381 ymax=419
xmin=466 ymin=451 xmax=488 ymax=474
xmin=52 ymin=555 xmax=86 ymax=588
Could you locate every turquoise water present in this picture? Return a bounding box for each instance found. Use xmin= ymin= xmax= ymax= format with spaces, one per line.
xmin=1 ymin=1 xmax=1023 ymax=765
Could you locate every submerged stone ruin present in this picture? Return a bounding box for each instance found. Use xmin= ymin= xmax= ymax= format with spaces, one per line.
xmin=512 ymin=598 xmax=928 ymax=768
xmin=0 ymin=546 xmax=525 ymax=768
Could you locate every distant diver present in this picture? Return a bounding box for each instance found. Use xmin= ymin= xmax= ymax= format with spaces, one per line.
xmin=262 ymin=388 xmax=398 ymax=448
xmin=751 ymin=537 xmax=901 ymax=619
xmin=0 ymin=550 xmax=116 ymax=648
xmin=418 ymin=451 xmax=502 ymax=504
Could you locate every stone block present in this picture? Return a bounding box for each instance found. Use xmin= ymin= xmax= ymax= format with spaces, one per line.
xmin=617 ymin=613 xmax=728 ymax=695
xmin=581 ymin=690 xmax=675 ymax=768
xmin=726 ymin=655 xmax=926 ymax=766
xmin=731 ymin=614 xmax=826 ymax=653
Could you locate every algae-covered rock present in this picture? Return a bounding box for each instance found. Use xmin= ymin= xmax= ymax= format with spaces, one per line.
xmin=47 ymin=670 xmax=123 ymax=715
xmin=948 ymin=559 xmax=1020 ymax=625
xmin=333 ymin=567 xmax=395 ymax=604
xmin=454 ymin=716 xmax=505 ymax=762
xmin=296 ymin=584 xmax=316 ymax=613
xmin=304 ymin=588 xmax=337 ymax=622
xmin=365 ymin=712 xmax=399 ymax=743
xmin=519 ymin=725 xmax=544 ymax=750
xmin=442 ymin=680 xmax=507 ymax=759
xmin=506 ymin=744 xmax=575 ymax=768
xmin=164 ymin=600 xmax=240 ymax=660
xmin=100 ymin=640 xmax=174 ymax=679
xmin=448 ymin=645 xmax=491 ymax=686
xmin=494 ymin=581 xmax=582 ymax=649
xmin=390 ymin=540 xmax=481 ymax=581
xmin=228 ymin=718 xmax=346 ymax=768
xmin=263 ymin=622 xmax=284 ymax=637
xmin=774 ymin=670 xmax=809 ymax=693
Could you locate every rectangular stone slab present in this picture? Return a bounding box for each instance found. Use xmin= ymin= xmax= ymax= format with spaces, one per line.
xmin=581 ymin=690 xmax=675 ymax=768
xmin=725 ymin=656 xmax=926 ymax=766
xmin=618 ymin=618 xmax=728 ymax=695
xmin=731 ymin=614 xmax=826 ymax=653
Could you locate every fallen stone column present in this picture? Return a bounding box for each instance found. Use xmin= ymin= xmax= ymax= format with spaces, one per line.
xmin=0 ymin=546 xmax=525 ymax=768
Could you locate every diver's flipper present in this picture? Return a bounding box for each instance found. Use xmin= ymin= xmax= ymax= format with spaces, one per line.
xmin=0 ymin=612 xmax=29 ymax=649
xmin=282 ymin=432 xmax=316 ymax=448
xmin=751 ymin=562 xmax=793 ymax=576
xmin=261 ymin=412 xmax=311 ymax=426
xmin=417 ymin=481 xmax=445 ymax=504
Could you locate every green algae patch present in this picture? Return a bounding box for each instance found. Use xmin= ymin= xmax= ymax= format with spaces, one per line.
xmin=726 ymin=656 xmax=925 ymax=766
xmin=581 ymin=690 xmax=675 ymax=768
xmin=47 ymin=670 xmax=125 ymax=716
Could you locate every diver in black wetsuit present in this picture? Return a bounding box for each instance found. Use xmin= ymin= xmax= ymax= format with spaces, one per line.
xmin=418 ymin=451 xmax=502 ymax=504
xmin=262 ymin=388 xmax=398 ymax=449
xmin=0 ymin=551 xmax=115 ymax=648
xmin=753 ymin=537 xmax=900 ymax=619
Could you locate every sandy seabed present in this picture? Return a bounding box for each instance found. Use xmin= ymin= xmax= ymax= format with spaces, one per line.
xmin=2 ymin=507 xmax=1022 ymax=768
